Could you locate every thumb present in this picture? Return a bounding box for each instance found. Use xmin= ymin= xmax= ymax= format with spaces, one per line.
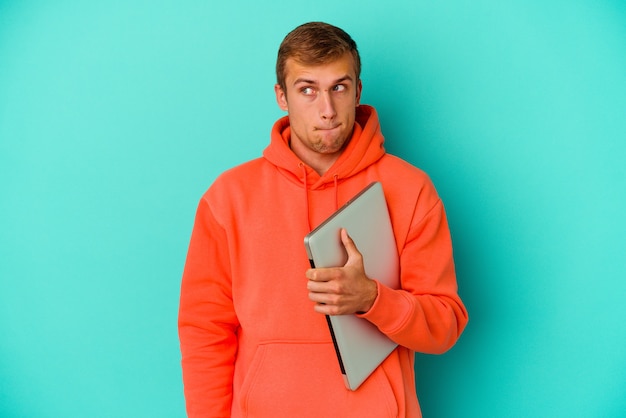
xmin=341 ymin=228 xmax=363 ymax=265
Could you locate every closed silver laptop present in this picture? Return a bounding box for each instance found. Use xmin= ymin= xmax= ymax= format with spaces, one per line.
xmin=304 ymin=181 xmax=400 ymax=390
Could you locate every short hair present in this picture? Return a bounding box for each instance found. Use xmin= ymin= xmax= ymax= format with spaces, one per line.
xmin=276 ymin=22 xmax=361 ymax=92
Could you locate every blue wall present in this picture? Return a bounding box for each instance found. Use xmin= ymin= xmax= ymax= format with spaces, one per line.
xmin=1 ymin=1 xmax=624 ymax=417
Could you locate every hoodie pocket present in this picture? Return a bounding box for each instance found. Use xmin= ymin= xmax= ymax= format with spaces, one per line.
xmin=237 ymin=341 xmax=398 ymax=417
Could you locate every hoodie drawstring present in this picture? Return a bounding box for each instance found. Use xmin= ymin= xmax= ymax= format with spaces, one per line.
xmin=333 ymin=174 xmax=339 ymax=210
xmin=299 ymin=163 xmax=312 ymax=232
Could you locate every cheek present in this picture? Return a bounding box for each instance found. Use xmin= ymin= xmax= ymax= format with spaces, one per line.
xmin=288 ymin=106 xmax=315 ymax=124
xmin=287 ymin=113 xmax=311 ymax=136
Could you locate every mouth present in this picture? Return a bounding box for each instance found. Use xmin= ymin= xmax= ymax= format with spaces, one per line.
xmin=315 ymin=124 xmax=340 ymax=132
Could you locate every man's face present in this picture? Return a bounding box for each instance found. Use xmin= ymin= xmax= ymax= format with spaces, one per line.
xmin=275 ymin=53 xmax=362 ymax=171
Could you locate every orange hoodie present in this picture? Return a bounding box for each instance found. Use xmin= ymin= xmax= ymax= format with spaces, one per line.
xmin=179 ymin=105 xmax=468 ymax=417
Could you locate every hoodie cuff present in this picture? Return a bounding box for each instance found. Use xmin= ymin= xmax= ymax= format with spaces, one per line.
xmin=356 ymin=280 xmax=414 ymax=335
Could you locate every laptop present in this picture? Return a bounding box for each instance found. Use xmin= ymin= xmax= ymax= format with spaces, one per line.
xmin=303 ymin=181 xmax=400 ymax=391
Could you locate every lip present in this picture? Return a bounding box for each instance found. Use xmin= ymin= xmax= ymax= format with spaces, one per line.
xmin=316 ymin=125 xmax=340 ymax=131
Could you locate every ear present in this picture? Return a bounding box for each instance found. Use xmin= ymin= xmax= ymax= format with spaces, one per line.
xmin=275 ymin=84 xmax=288 ymax=111
xmin=355 ymin=79 xmax=363 ymax=106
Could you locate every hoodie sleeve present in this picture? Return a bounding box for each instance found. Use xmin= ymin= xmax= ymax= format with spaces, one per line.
xmin=357 ymin=197 xmax=468 ymax=354
xmin=178 ymin=197 xmax=238 ymax=417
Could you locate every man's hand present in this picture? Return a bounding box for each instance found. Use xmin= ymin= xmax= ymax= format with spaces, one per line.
xmin=306 ymin=228 xmax=378 ymax=315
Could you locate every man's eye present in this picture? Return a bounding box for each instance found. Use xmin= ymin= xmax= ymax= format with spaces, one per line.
xmin=333 ymin=84 xmax=347 ymax=92
xmin=301 ymin=87 xmax=315 ymax=95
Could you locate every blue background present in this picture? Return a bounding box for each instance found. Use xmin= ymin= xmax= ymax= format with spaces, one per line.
xmin=1 ymin=1 xmax=625 ymax=417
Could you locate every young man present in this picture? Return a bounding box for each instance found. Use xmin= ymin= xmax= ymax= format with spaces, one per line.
xmin=179 ymin=22 xmax=468 ymax=417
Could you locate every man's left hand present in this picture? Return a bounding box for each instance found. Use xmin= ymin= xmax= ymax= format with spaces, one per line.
xmin=306 ymin=228 xmax=378 ymax=315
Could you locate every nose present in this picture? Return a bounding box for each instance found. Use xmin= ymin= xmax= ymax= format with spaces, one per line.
xmin=319 ymin=90 xmax=337 ymax=120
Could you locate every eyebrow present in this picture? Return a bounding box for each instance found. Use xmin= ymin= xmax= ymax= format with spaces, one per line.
xmin=292 ymin=74 xmax=354 ymax=86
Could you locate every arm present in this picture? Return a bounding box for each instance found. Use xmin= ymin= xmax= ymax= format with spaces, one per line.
xmin=178 ymin=197 xmax=239 ymax=417
xmin=359 ymin=199 xmax=468 ymax=354
xmin=306 ymin=199 xmax=467 ymax=354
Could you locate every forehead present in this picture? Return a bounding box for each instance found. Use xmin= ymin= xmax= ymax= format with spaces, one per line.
xmin=284 ymin=53 xmax=357 ymax=85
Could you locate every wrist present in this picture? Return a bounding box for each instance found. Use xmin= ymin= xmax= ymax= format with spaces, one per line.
xmin=357 ymin=279 xmax=378 ymax=314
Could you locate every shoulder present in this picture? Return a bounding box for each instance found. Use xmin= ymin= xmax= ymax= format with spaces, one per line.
xmin=208 ymin=158 xmax=266 ymax=189
xmin=220 ymin=157 xmax=267 ymax=180
xmin=379 ymin=154 xmax=429 ymax=177
xmin=377 ymin=154 xmax=438 ymax=196
xmin=200 ymin=158 xmax=268 ymax=204
xmin=375 ymin=154 xmax=442 ymax=223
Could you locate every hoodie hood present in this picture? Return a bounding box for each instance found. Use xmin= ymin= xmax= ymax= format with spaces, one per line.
xmin=263 ymin=105 xmax=386 ymax=190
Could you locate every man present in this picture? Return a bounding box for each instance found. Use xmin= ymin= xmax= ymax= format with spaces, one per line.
xmin=179 ymin=22 xmax=468 ymax=417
